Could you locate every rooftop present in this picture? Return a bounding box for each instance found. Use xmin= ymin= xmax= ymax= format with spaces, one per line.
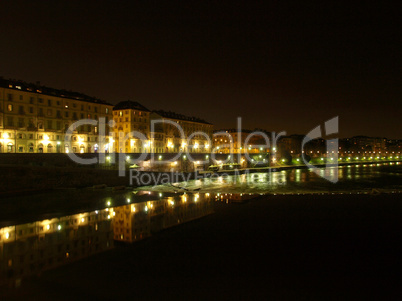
xmin=0 ymin=77 xmax=112 ymax=105
xmin=113 ymin=100 xmax=150 ymax=112
xmin=152 ymin=110 xmax=211 ymax=125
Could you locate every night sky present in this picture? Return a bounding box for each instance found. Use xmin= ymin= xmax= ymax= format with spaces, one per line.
xmin=1 ymin=1 xmax=401 ymax=138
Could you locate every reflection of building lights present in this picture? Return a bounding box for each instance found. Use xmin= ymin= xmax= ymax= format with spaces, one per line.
xmin=58 ymin=225 xmax=61 ymax=231
xmin=5 ymin=232 xmax=9 ymax=239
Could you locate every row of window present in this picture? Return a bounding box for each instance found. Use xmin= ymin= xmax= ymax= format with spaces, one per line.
xmin=0 ymin=144 xmax=100 ymax=153
xmin=4 ymin=93 xmax=110 ymax=113
xmin=115 ymin=110 xmax=146 ymax=116
xmin=0 ymin=133 xmax=100 ymax=142
xmin=5 ymin=104 xmax=107 ymax=121
xmin=114 ymin=117 xmax=148 ymax=123
xmin=2 ymin=116 xmax=104 ymax=131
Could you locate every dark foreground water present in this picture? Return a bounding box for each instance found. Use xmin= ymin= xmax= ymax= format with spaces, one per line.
xmin=1 ymin=163 xmax=401 ymax=299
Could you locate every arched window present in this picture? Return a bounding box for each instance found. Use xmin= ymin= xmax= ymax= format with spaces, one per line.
xmin=29 ymin=143 xmax=34 ymax=153
xmin=38 ymin=143 xmax=44 ymax=153
xmin=7 ymin=142 xmax=14 ymax=153
xmin=80 ymin=144 xmax=85 ymax=153
xmin=47 ymin=144 xmax=53 ymax=153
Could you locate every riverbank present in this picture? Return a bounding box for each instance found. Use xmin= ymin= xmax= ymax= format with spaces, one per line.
xmin=201 ymin=159 xmax=402 ymax=175
xmin=2 ymin=193 xmax=401 ymax=300
xmin=1 ymin=160 xmax=400 ymax=196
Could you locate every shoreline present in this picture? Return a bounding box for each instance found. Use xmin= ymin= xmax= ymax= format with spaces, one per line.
xmin=0 ymin=160 xmax=400 ymax=197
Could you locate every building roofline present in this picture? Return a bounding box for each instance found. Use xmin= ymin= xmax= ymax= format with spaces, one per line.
xmin=152 ymin=110 xmax=212 ymax=125
xmin=0 ymin=77 xmax=113 ymax=106
xmin=113 ymin=100 xmax=150 ymax=112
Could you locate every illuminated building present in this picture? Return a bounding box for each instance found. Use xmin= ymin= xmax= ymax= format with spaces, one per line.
xmin=0 ymin=78 xmax=113 ymax=153
xmin=150 ymin=110 xmax=213 ymax=153
xmin=112 ymin=101 xmax=151 ymax=153
xmin=213 ymin=129 xmax=270 ymax=154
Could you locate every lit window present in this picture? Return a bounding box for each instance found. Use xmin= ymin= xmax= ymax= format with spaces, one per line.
xmin=7 ymin=104 xmax=13 ymax=111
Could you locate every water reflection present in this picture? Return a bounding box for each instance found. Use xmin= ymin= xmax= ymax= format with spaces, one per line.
xmin=142 ymin=163 xmax=402 ymax=194
xmin=0 ymin=209 xmax=114 ymax=287
xmin=0 ymin=192 xmax=214 ymax=286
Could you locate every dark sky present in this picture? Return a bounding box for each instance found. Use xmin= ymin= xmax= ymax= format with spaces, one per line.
xmin=1 ymin=1 xmax=401 ymax=138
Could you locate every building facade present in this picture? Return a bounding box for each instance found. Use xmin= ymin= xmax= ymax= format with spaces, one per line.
xmin=112 ymin=101 xmax=151 ymax=153
xmin=150 ymin=110 xmax=213 ymax=153
xmin=0 ymin=78 xmax=113 ymax=154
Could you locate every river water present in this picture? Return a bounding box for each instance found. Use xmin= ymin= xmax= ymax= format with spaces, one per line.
xmin=1 ymin=162 xmax=401 ymax=287
xmin=140 ymin=162 xmax=402 ymax=194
